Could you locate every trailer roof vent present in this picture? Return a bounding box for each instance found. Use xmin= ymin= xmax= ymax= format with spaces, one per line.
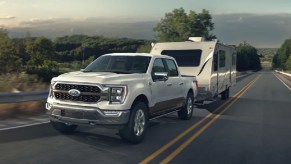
xmin=188 ymin=37 xmax=205 ymax=42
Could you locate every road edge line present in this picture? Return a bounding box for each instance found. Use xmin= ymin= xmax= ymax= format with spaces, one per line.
xmin=0 ymin=121 xmax=50 ymax=131
xmin=273 ymin=72 xmax=291 ymax=92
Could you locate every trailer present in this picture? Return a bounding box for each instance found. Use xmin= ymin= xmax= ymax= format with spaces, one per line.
xmin=150 ymin=37 xmax=236 ymax=102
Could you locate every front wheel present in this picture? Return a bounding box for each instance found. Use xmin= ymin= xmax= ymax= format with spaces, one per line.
xmin=119 ymin=102 xmax=148 ymax=144
xmin=178 ymin=93 xmax=194 ymax=120
xmin=50 ymin=120 xmax=77 ymax=134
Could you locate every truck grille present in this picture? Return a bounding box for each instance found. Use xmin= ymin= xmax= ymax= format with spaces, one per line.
xmin=53 ymin=83 xmax=101 ymax=103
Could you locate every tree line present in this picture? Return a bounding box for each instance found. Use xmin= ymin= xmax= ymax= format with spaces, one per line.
xmin=0 ymin=8 xmax=262 ymax=83
xmin=272 ymin=38 xmax=291 ymax=70
xmin=0 ymin=29 xmax=151 ymax=81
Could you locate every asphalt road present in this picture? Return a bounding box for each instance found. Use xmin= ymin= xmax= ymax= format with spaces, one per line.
xmin=0 ymin=70 xmax=291 ymax=164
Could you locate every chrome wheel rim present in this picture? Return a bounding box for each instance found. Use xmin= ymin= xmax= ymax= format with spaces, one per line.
xmin=134 ymin=109 xmax=145 ymax=136
xmin=187 ymin=98 xmax=193 ymax=115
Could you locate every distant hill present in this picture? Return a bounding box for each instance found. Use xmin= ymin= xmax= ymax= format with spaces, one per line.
xmin=257 ymin=48 xmax=278 ymax=63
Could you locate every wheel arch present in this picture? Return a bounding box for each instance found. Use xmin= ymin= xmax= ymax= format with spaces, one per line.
xmin=131 ymin=94 xmax=149 ymax=110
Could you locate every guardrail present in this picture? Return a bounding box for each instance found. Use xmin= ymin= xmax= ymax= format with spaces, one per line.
xmin=275 ymin=70 xmax=291 ymax=77
xmin=0 ymin=90 xmax=48 ymax=103
xmin=0 ymin=71 xmax=257 ymax=104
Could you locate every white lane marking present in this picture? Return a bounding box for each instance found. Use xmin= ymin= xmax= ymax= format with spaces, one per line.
xmin=0 ymin=121 xmax=50 ymax=131
xmin=273 ymin=72 xmax=291 ymax=92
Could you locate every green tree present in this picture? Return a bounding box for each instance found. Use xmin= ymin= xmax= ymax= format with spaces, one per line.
xmin=0 ymin=29 xmax=22 ymax=73
xmin=25 ymin=37 xmax=59 ymax=81
xmin=236 ymin=42 xmax=261 ymax=71
xmin=136 ymin=42 xmax=153 ymax=53
xmin=154 ymin=8 xmax=215 ymax=42
xmin=273 ymin=38 xmax=291 ymax=70
xmin=285 ymin=55 xmax=291 ymax=70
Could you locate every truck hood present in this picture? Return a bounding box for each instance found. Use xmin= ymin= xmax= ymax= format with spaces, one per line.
xmin=54 ymin=71 xmax=145 ymax=84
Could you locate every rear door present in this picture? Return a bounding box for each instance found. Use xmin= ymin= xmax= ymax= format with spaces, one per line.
xmin=164 ymin=58 xmax=185 ymax=109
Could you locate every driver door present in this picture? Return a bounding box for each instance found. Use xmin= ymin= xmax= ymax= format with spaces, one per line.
xmin=150 ymin=58 xmax=171 ymax=114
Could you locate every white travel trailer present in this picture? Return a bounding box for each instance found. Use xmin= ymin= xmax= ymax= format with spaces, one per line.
xmin=150 ymin=37 xmax=236 ymax=102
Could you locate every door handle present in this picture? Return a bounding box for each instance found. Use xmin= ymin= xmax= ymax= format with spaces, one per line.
xmin=179 ymin=82 xmax=184 ymax=85
xmin=167 ymin=83 xmax=172 ymax=86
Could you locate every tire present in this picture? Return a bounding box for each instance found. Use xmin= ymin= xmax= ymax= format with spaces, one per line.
xmin=221 ymin=88 xmax=229 ymax=100
xmin=178 ymin=93 xmax=194 ymax=120
xmin=119 ymin=102 xmax=148 ymax=144
xmin=50 ymin=120 xmax=77 ymax=134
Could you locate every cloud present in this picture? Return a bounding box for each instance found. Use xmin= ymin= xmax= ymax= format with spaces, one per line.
xmin=213 ymin=13 xmax=291 ymax=47
xmin=0 ymin=1 xmax=6 ymax=6
xmin=20 ymin=18 xmax=56 ymax=26
xmin=31 ymin=4 xmax=40 ymax=8
xmin=0 ymin=16 xmax=15 ymax=20
xmin=6 ymin=14 xmax=291 ymax=48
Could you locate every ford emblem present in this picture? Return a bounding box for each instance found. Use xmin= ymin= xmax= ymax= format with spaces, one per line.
xmin=68 ymin=89 xmax=81 ymax=97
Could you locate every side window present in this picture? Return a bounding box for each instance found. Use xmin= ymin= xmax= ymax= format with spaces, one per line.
xmin=165 ymin=59 xmax=178 ymax=77
xmin=152 ymin=58 xmax=166 ymax=73
xmin=213 ymin=51 xmax=218 ymax=71
xmin=232 ymin=52 xmax=236 ymax=66
xmin=219 ymin=50 xmax=226 ymax=68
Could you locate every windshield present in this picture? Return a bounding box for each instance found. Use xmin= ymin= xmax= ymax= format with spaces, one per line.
xmin=83 ymin=55 xmax=151 ymax=74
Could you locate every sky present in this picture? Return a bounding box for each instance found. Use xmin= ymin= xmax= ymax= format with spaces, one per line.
xmin=1 ymin=0 xmax=291 ymax=48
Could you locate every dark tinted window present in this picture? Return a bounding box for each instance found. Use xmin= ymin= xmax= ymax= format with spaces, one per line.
xmin=219 ymin=50 xmax=226 ymax=67
xmin=161 ymin=50 xmax=202 ymax=67
xmin=213 ymin=51 xmax=218 ymax=71
xmin=232 ymin=53 xmax=236 ymax=66
xmin=84 ymin=55 xmax=151 ymax=73
xmin=165 ymin=59 xmax=178 ymax=77
xmin=152 ymin=58 xmax=166 ymax=73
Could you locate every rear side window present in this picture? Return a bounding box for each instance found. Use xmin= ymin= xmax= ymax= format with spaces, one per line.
xmin=232 ymin=52 xmax=236 ymax=66
xmin=219 ymin=50 xmax=226 ymax=68
xmin=161 ymin=49 xmax=202 ymax=67
xmin=165 ymin=59 xmax=178 ymax=77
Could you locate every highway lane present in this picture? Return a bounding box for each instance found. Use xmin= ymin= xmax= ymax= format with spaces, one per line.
xmin=0 ymin=70 xmax=290 ymax=163
xmin=160 ymin=70 xmax=291 ymax=163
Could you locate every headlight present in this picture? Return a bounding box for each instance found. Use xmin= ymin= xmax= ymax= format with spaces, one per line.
xmin=107 ymin=85 xmax=127 ymax=104
xmin=48 ymin=79 xmax=56 ymax=98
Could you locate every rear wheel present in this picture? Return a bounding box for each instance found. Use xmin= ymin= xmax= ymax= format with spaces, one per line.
xmin=119 ymin=102 xmax=148 ymax=144
xmin=221 ymin=88 xmax=230 ymax=100
xmin=178 ymin=93 xmax=194 ymax=120
xmin=50 ymin=120 xmax=77 ymax=134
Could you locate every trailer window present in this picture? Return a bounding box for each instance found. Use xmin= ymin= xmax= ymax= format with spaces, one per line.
xmin=232 ymin=53 xmax=236 ymax=66
xmin=219 ymin=50 xmax=226 ymax=68
xmin=213 ymin=51 xmax=218 ymax=71
xmin=161 ymin=50 xmax=202 ymax=67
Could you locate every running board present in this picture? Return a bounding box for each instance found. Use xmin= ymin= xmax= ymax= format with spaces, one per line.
xmin=149 ymin=110 xmax=180 ymax=121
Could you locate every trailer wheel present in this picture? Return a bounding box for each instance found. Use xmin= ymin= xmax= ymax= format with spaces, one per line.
xmin=221 ymin=88 xmax=230 ymax=100
xmin=178 ymin=93 xmax=194 ymax=120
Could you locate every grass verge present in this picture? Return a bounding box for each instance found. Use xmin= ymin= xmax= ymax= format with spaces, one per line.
xmin=0 ymin=101 xmax=46 ymax=119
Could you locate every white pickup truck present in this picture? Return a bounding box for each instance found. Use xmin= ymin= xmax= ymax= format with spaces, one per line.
xmin=46 ymin=53 xmax=198 ymax=143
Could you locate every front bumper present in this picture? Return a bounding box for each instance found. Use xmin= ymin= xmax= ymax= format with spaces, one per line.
xmin=47 ymin=103 xmax=130 ymax=128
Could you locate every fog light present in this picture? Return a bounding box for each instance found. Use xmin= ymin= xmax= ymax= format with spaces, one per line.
xmin=103 ymin=111 xmax=122 ymax=117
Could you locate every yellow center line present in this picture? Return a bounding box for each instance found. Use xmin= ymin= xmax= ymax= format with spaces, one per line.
xmin=139 ymin=75 xmax=260 ymax=164
xmin=160 ymin=75 xmax=261 ymax=164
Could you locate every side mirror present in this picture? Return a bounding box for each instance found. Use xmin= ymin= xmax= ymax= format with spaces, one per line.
xmin=152 ymin=72 xmax=168 ymax=81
